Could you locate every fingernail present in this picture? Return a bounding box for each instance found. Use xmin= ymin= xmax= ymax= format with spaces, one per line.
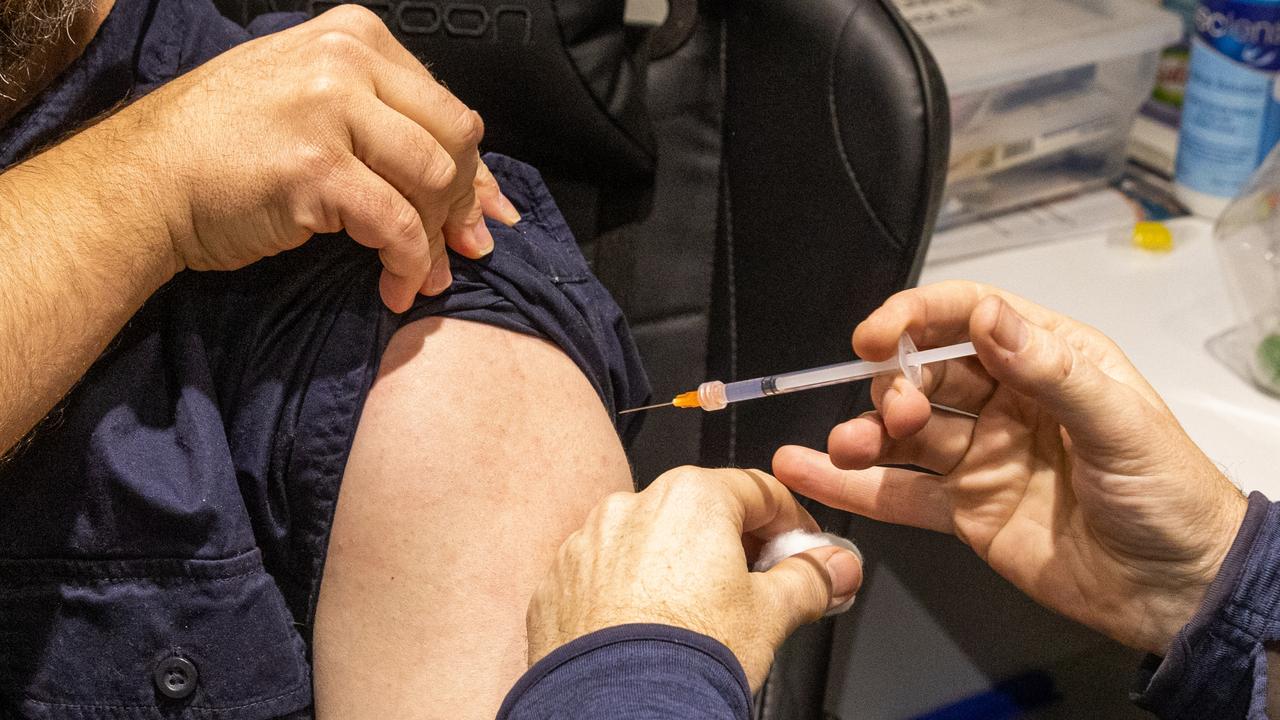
xmin=495 ymin=193 xmax=521 ymax=226
xmin=429 ymin=259 xmax=453 ymax=294
xmin=992 ymin=301 xmax=1028 ymax=353
xmin=471 ymin=221 xmax=495 ymax=256
xmin=825 ymin=550 xmax=861 ymax=614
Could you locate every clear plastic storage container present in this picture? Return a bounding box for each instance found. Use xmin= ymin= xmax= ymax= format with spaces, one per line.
xmin=895 ymin=0 xmax=1183 ymax=228
xmin=1212 ymin=144 xmax=1280 ymax=396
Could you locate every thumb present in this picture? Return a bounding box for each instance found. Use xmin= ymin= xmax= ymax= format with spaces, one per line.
xmin=754 ymin=546 xmax=862 ymax=636
xmin=971 ymin=295 xmax=1147 ymax=451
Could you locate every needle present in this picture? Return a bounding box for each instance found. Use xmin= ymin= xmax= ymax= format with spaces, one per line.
xmin=619 ymin=401 xmax=674 ymax=415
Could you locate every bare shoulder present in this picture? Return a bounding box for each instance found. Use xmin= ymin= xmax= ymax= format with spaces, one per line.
xmin=313 ymin=316 xmax=632 ymax=720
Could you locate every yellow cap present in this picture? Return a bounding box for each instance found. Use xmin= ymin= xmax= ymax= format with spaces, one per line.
xmin=673 ymin=391 xmax=701 ymax=409
xmin=1132 ymin=221 xmax=1174 ymax=253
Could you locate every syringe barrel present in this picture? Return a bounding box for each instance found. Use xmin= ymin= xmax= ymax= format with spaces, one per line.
xmin=770 ymin=335 xmax=930 ymax=394
xmin=771 ymin=358 xmax=899 ymax=393
xmin=724 ymin=379 xmax=766 ymax=404
xmin=694 ymin=378 xmax=770 ymax=411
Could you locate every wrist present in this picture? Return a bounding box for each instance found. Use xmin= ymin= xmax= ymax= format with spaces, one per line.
xmin=1142 ymin=489 xmax=1250 ymax=655
xmin=51 ymin=94 xmax=194 ymax=283
xmin=105 ymin=104 xmax=191 ymax=279
xmin=1131 ymin=493 xmax=1278 ymax=717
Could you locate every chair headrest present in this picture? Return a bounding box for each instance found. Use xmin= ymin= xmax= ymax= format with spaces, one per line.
xmin=267 ymin=1 xmax=658 ymax=191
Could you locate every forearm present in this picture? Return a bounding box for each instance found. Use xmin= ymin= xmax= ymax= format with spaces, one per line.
xmin=0 ymin=116 xmax=178 ymax=455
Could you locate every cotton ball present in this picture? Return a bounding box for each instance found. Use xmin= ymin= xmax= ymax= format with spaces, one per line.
xmin=753 ymin=530 xmax=862 ymax=616
xmin=752 ymin=529 xmax=862 ymax=572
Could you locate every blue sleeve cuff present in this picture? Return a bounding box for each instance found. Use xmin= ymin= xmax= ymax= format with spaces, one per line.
xmin=1133 ymin=491 xmax=1280 ymax=719
xmin=498 ymin=624 xmax=752 ymax=720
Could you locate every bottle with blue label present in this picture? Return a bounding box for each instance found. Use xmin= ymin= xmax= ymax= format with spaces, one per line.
xmin=1175 ymin=0 xmax=1280 ymax=216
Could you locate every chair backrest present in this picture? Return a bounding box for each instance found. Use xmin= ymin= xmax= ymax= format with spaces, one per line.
xmin=213 ymin=2 xmax=949 ymax=715
xmin=605 ymin=0 xmax=949 ymax=493
xmin=592 ymin=4 xmax=948 ymax=715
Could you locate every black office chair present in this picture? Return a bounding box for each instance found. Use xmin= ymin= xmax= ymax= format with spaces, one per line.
xmin=214 ymin=1 xmax=950 ymax=715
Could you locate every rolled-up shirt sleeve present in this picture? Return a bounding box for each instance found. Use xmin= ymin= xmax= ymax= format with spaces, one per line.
xmin=497 ymin=624 xmax=752 ymax=720
xmin=1134 ymin=491 xmax=1280 ymax=718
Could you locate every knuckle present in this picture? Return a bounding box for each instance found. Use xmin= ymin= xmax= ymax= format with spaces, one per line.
xmin=597 ymin=491 xmax=636 ymax=519
xmin=388 ymin=200 xmax=425 ymax=247
xmin=421 ymin=153 xmax=458 ymax=194
xmin=559 ymin=529 xmax=585 ymax=559
xmin=780 ymin=565 xmax=829 ymax=621
xmin=324 ymin=3 xmax=383 ymax=32
xmin=455 ymin=200 xmax=484 ymax=226
xmin=450 ymin=109 xmax=485 ymax=148
xmin=296 ymin=139 xmax=347 ymax=182
xmin=651 ymin=465 xmax=697 ymax=492
xmin=802 ymin=567 xmax=832 ymax=612
xmin=552 ymin=532 xmax=588 ymax=573
xmin=466 ymin=111 xmax=486 ymax=144
xmin=554 ymin=538 xmax=573 ymax=565
xmin=1049 ymin=343 xmax=1076 ymax=385
xmin=300 ymin=71 xmax=347 ymax=105
xmin=313 ymin=28 xmax=366 ymax=59
xmin=658 ymin=466 xmax=718 ymax=504
xmin=668 ymin=465 xmax=706 ymax=484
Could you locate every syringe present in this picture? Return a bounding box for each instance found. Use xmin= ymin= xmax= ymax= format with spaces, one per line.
xmin=621 ymin=334 xmax=977 ymax=414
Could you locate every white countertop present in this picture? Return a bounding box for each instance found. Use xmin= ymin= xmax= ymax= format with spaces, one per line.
xmin=921 ymin=216 xmax=1280 ymax=496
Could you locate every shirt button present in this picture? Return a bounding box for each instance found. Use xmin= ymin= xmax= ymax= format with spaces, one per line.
xmin=153 ymin=656 xmax=198 ymax=700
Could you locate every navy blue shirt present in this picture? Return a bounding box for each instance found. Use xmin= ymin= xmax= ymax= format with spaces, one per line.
xmin=499 ymin=625 xmax=751 ymax=720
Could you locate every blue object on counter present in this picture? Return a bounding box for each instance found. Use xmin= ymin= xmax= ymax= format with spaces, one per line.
xmin=1175 ymin=0 xmax=1280 ymax=216
xmin=912 ymin=672 xmax=1057 ymax=720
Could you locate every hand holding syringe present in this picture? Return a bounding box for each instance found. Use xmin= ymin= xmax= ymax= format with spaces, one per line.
xmin=621 ymin=334 xmax=977 ymax=414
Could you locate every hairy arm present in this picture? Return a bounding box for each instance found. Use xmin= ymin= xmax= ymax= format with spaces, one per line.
xmin=0 ymin=4 xmax=517 ymax=458
xmin=0 ymin=117 xmax=178 ymax=456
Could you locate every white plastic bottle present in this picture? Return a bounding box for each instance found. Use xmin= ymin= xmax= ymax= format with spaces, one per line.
xmin=1175 ymin=0 xmax=1280 ymax=217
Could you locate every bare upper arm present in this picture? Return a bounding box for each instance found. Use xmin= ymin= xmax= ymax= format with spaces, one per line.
xmin=313 ymin=316 xmax=633 ymax=719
